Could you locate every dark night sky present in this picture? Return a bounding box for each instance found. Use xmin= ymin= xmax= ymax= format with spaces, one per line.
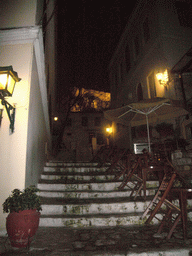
xmin=57 ymin=1 xmax=134 ymax=94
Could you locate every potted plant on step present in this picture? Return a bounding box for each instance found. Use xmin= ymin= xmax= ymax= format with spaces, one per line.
xmin=2 ymin=185 xmax=42 ymax=249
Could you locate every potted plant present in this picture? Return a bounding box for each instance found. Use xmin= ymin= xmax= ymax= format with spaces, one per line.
xmin=3 ymin=185 xmax=42 ymax=248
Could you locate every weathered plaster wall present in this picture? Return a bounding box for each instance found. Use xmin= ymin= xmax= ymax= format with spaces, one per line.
xmin=0 ymin=43 xmax=32 ymax=230
xmin=25 ymin=52 xmax=47 ymax=188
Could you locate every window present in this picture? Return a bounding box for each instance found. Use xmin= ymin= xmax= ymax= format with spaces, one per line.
xmin=134 ymin=35 xmax=140 ymax=57
xmin=148 ymin=72 xmax=156 ymax=98
xmin=176 ymin=1 xmax=192 ymax=28
xmin=82 ymin=116 xmax=88 ymax=126
xmin=137 ymin=83 xmax=143 ymax=101
xmin=94 ymin=117 xmax=101 ymax=126
xmin=97 ymin=133 xmax=104 ymax=145
xmin=143 ymin=17 xmax=150 ymax=43
xmin=125 ymin=44 xmax=131 ymax=72
xmin=66 ymin=118 xmax=72 ymax=126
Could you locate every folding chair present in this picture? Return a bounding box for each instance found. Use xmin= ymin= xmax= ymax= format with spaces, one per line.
xmin=91 ymin=145 xmax=115 ymax=167
xmin=112 ymin=152 xmax=133 ymax=182
xmin=156 ymin=196 xmax=182 ymax=239
xmin=141 ymin=165 xmax=186 ymax=239
xmin=106 ymin=147 xmax=129 ymax=174
xmin=142 ymin=167 xmax=176 ymax=221
xmin=117 ymin=154 xmax=147 ymax=200
xmin=90 ymin=145 xmax=109 ymax=163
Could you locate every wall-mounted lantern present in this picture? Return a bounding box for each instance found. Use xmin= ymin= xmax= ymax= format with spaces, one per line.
xmin=156 ymin=69 xmax=169 ymax=89
xmin=106 ymin=127 xmax=113 ymax=134
xmin=0 ymin=66 xmax=21 ymax=133
xmin=106 ymin=126 xmax=113 ymax=146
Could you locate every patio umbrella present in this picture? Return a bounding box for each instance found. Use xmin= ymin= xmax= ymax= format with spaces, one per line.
xmin=104 ymin=98 xmax=189 ymax=152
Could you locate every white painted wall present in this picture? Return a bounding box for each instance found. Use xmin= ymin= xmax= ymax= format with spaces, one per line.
xmin=0 ymin=42 xmax=32 ymax=229
xmin=25 ymin=52 xmax=48 ymax=188
xmin=0 ymin=0 xmax=52 ymax=230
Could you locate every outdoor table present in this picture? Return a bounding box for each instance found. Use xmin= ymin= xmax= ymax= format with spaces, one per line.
xmin=169 ymin=187 xmax=192 ymax=239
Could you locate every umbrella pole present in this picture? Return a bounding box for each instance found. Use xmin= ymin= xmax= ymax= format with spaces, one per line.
xmin=146 ymin=115 xmax=151 ymax=153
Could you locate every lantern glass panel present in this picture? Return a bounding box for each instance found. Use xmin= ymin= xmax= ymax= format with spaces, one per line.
xmin=7 ymin=74 xmax=16 ymax=95
xmin=0 ymin=74 xmax=8 ymax=90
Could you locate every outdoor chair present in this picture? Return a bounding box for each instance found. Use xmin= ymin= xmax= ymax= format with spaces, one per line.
xmin=141 ymin=164 xmax=188 ymax=239
xmin=155 ymin=196 xmax=182 ymax=239
xmin=112 ymin=152 xmax=133 ymax=182
xmin=117 ymin=154 xmax=148 ymax=200
xmin=91 ymin=145 xmax=117 ymax=167
xmin=106 ymin=147 xmax=129 ymax=174
xmin=141 ymin=168 xmax=177 ymax=221
xmin=90 ymin=145 xmax=110 ymax=163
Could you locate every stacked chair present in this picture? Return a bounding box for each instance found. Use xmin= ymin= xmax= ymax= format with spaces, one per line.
xmin=141 ymin=161 xmax=191 ymax=239
xmin=116 ymin=153 xmax=147 ymax=199
xmin=92 ymin=144 xmax=192 ymax=239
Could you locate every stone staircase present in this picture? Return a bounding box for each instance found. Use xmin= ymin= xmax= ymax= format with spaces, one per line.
xmin=37 ymin=161 xmax=192 ymax=228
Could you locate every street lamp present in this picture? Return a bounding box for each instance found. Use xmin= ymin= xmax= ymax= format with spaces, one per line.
xmin=106 ymin=126 xmax=113 ymax=145
xmin=0 ymin=66 xmax=21 ymax=133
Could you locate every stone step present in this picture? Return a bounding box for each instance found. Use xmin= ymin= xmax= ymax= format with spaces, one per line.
xmin=40 ymin=211 xmax=192 ymax=228
xmin=46 ymin=161 xmax=109 ymax=167
xmin=40 ymin=172 xmax=116 ymax=182
xmin=44 ymin=166 xmax=109 ymax=173
xmin=38 ymin=187 xmax=156 ymax=199
xmin=39 ymin=200 xmax=192 ymax=228
xmin=37 ymin=180 xmax=159 ymax=192
xmin=40 ymin=196 xmax=192 ymax=215
xmin=40 ymin=197 xmax=150 ymax=215
xmin=39 ymin=212 xmax=150 ymax=227
xmin=38 ymin=161 xmax=192 ymax=229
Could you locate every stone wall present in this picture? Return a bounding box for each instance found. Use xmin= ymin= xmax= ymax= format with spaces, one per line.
xmin=171 ymin=150 xmax=192 ymax=178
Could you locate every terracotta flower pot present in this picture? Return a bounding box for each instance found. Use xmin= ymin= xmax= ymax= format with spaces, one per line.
xmin=6 ymin=209 xmax=40 ymax=248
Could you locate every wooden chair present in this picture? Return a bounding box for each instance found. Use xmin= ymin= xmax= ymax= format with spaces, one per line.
xmin=156 ymin=196 xmax=182 ymax=239
xmin=91 ymin=145 xmax=115 ymax=167
xmin=106 ymin=148 xmax=129 ymax=174
xmin=90 ymin=145 xmax=110 ymax=163
xmin=141 ymin=168 xmax=177 ymax=221
xmin=117 ymin=154 xmax=147 ymax=200
xmin=141 ymin=164 xmax=187 ymax=239
xmin=113 ymin=152 xmax=133 ymax=182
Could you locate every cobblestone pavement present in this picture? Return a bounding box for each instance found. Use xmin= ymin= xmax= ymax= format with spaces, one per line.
xmin=1 ymin=224 xmax=192 ymax=255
